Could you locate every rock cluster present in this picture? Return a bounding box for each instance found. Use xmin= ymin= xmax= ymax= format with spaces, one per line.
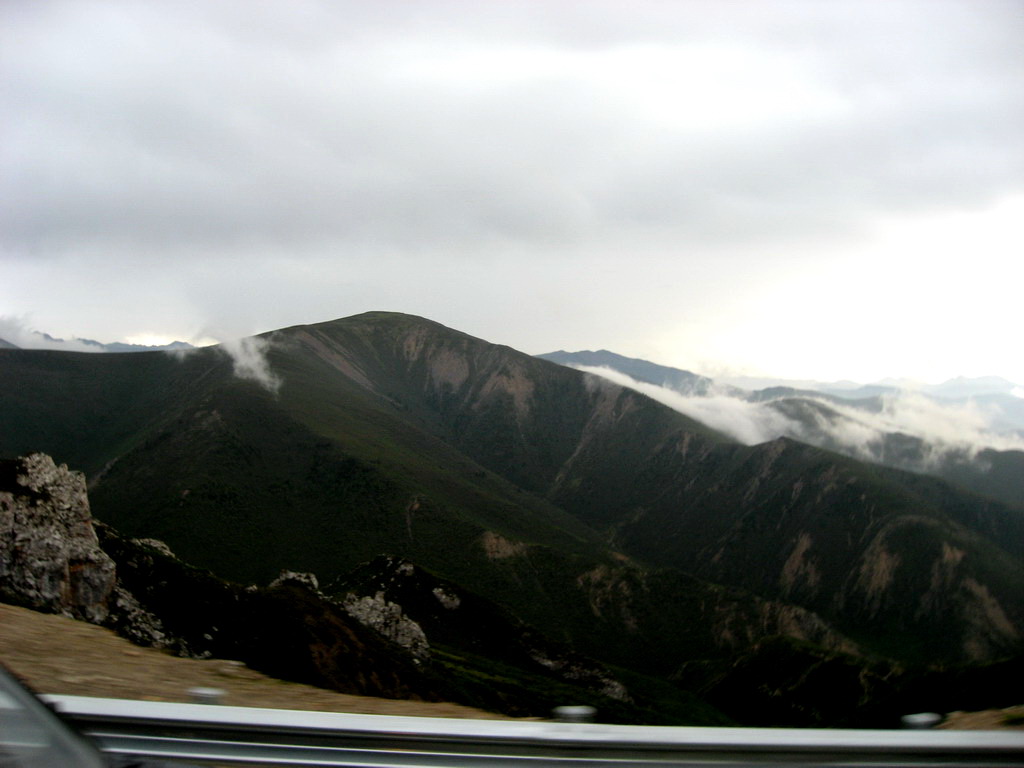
xmin=335 ymin=555 xmax=633 ymax=703
xmin=0 ymin=453 xmax=442 ymax=702
xmin=268 ymin=569 xmax=433 ymax=663
xmin=342 ymin=591 xmax=431 ymax=661
xmin=0 ymin=453 xmax=116 ymax=624
xmin=269 ymin=570 xmax=321 ymax=592
xmin=0 ymin=453 xmax=171 ymax=645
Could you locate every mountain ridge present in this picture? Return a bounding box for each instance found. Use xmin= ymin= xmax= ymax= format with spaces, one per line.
xmin=3 ymin=311 xmax=1023 ymax=723
xmin=541 ymin=348 xmax=1024 ymax=509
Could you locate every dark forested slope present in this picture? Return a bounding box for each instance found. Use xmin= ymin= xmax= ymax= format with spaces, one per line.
xmin=2 ymin=312 xmax=1022 ymax=685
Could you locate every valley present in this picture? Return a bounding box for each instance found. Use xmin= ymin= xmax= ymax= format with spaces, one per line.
xmin=540 ymin=349 xmax=1024 ymax=509
xmin=2 ymin=312 xmax=1023 ymax=726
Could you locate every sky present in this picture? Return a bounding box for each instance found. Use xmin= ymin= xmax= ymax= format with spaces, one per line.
xmin=2 ymin=0 xmax=1022 ymax=385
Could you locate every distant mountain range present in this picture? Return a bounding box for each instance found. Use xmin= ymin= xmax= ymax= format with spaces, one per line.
xmin=2 ymin=313 xmax=1023 ymax=725
xmin=539 ymin=349 xmax=1023 ymax=413
xmin=538 ymin=349 xmax=1024 ymax=509
xmin=0 ymin=331 xmax=194 ymax=353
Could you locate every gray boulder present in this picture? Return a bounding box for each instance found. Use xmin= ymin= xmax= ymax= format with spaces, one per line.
xmin=0 ymin=453 xmax=116 ymax=623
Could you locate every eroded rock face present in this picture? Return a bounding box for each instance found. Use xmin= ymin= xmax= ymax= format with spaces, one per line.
xmin=96 ymin=526 xmax=440 ymax=699
xmin=103 ymin=581 xmax=171 ymax=649
xmin=0 ymin=454 xmax=116 ymax=623
xmin=342 ymin=591 xmax=431 ymax=661
xmin=0 ymin=455 xmax=440 ymax=701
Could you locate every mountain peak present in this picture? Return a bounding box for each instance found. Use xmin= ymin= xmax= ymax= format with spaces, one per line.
xmin=285 ymin=311 xmax=483 ymax=343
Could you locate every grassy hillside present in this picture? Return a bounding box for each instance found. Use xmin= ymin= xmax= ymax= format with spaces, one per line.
xmin=0 ymin=347 xmax=223 ymax=475
xmin=2 ymin=311 xmax=1023 ymax=721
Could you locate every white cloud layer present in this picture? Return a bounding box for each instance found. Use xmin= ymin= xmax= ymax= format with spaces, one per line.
xmin=3 ymin=314 xmax=281 ymax=393
xmin=575 ymin=366 xmax=1024 ymax=469
xmin=1 ymin=1 xmax=1021 ymax=382
xmin=0 ymin=315 xmax=102 ymax=352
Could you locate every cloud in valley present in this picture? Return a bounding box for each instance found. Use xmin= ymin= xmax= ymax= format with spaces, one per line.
xmin=575 ymin=366 xmax=1024 ymax=470
xmin=0 ymin=315 xmax=104 ymax=352
xmin=3 ymin=313 xmax=281 ymax=393
xmin=575 ymin=365 xmax=806 ymax=444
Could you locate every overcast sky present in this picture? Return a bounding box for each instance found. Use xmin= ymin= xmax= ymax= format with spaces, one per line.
xmin=2 ymin=0 xmax=1021 ymax=384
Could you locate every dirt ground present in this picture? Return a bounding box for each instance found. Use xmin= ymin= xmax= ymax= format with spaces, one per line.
xmin=939 ymin=707 xmax=1024 ymax=731
xmin=0 ymin=602 xmax=508 ymax=718
xmin=3 ymin=602 xmax=1020 ymax=728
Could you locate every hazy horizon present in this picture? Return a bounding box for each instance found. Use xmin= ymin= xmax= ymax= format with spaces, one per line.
xmin=2 ymin=313 xmax=1022 ymax=392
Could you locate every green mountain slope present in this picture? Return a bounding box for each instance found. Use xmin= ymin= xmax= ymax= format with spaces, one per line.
xmin=570 ymin=435 xmax=1024 ymax=663
xmin=540 ymin=349 xmax=1024 ymax=510
xmin=2 ymin=311 xmax=1022 ymax=695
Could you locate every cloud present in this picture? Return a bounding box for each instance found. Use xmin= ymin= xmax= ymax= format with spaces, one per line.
xmin=1 ymin=1 xmax=1021 ymax=384
xmin=770 ymin=394 xmax=1017 ymax=469
xmin=575 ymin=365 xmax=1024 ymax=471
xmin=2 ymin=0 xmax=1020 ymax=261
xmin=575 ymin=365 xmax=799 ymax=444
xmin=3 ymin=310 xmax=276 ymax=392
xmin=839 ymin=394 xmax=1003 ymax=448
xmin=0 ymin=315 xmax=103 ymax=352
xmin=217 ymin=336 xmax=281 ymax=394
xmin=2 ymin=314 xmax=280 ymax=398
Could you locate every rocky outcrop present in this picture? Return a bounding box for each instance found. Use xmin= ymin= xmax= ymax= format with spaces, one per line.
xmin=266 ymin=568 xmax=433 ymax=663
xmin=95 ymin=523 xmax=443 ymax=701
xmin=269 ymin=569 xmax=321 ymax=592
xmin=0 ymin=453 xmax=174 ymax=646
xmin=0 ymin=453 xmax=444 ymax=702
xmin=527 ymin=647 xmax=631 ymax=703
xmin=342 ymin=591 xmax=431 ymax=661
xmin=333 ymin=555 xmax=632 ymax=702
xmin=264 ymin=568 xmax=434 ymax=662
xmin=0 ymin=453 xmax=116 ymax=623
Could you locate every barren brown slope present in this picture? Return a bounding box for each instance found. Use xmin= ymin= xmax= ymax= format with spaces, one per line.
xmin=0 ymin=602 xmax=508 ymax=719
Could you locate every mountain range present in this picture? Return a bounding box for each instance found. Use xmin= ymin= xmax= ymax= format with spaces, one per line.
xmin=0 ymin=332 xmax=193 ymax=353
xmin=2 ymin=312 xmax=1023 ymax=725
xmin=539 ymin=349 xmax=1024 ymax=509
